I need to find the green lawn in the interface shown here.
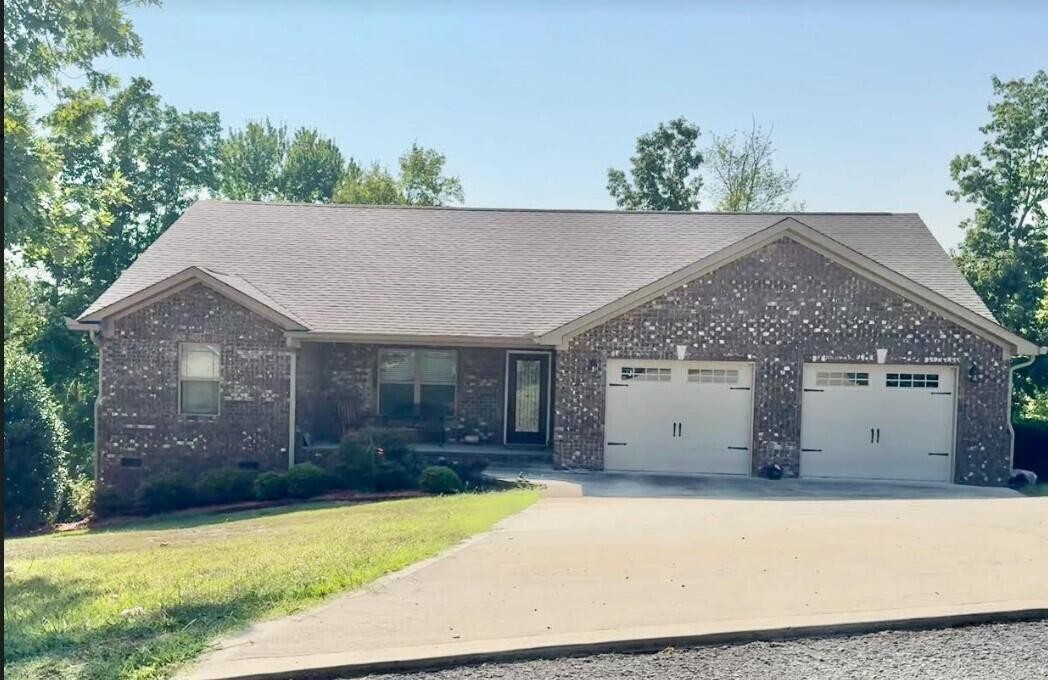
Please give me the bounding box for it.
[3,490,538,680]
[1020,484,1048,497]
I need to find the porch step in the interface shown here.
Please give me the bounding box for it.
[412,444,553,468]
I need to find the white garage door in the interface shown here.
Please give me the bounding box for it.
[605,360,753,475]
[800,364,956,482]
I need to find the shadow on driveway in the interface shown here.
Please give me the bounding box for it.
[489,467,1021,500]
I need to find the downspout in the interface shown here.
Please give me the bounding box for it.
[288,347,298,470]
[1007,346,1048,473]
[89,329,103,484]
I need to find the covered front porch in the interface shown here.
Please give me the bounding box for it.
[292,340,554,464]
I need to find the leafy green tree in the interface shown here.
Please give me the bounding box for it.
[3,0,149,93]
[949,70,1048,411]
[607,117,704,211]
[334,160,405,205]
[218,119,287,201]
[399,143,463,206]
[334,144,464,206]
[4,265,48,347]
[4,342,71,533]
[707,121,800,212]
[280,128,345,202]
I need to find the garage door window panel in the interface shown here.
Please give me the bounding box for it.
[886,373,939,389]
[688,368,740,384]
[621,366,672,382]
[815,371,869,387]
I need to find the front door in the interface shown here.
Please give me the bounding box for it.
[506,352,550,445]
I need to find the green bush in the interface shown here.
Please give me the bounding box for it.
[136,474,196,514]
[195,468,257,505]
[254,471,289,500]
[3,342,71,533]
[286,463,332,499]
[1014,417,1048,479]
[59,477,95,521]
[418,466,463,494]
[374,462,415,492]
[337,427,417,490]
[94,487,132,517]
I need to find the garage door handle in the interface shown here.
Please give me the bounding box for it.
[870,428,875,443]
[876,428,880,443]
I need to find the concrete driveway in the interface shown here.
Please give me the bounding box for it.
[184,476,1047,679]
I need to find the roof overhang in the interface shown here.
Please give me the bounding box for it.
[74,266,308,331]
[284,330,548,349]
[538,217,1043,356]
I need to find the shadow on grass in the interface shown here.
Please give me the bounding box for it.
[88,500,353,534]
[5,573,263,679]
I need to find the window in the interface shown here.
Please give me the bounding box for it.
[815,371,869,387]
[886,372,939,389]
[620,366,671,382]
[379,349,457,419]
[688,368,740,384]
[180,343,220,414]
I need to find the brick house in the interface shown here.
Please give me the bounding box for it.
[70,201,1043,495]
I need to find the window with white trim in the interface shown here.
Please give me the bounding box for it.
[379,349,457,419]
[886,372,939,389]
[620,366,672,382]
[815,371,869,387]
[688,368,740,384]
[180,343,221,415]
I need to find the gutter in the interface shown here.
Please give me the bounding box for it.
[1007,346,1048,473]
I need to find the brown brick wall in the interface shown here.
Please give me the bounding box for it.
[97,284,292,497]
[553,237,1013,486]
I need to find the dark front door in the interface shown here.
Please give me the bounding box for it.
[506,352,550,445]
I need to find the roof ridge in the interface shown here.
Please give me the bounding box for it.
[199,199,904,217]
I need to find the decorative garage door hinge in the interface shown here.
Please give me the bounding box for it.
[607,442,628,446]
[608,383,629,387]
[801,448,823,452]
[928,452,950,456]
[930,392,952,396]
[729,386,751,391]
[727,446,749,450]
[803,388,824,392]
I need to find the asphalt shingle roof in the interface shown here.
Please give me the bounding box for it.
[81,200,995,336]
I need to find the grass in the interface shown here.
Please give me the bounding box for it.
[1020,484,1048,497]
[3,490,538,680]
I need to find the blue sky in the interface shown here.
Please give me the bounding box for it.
[99,1,1047,248]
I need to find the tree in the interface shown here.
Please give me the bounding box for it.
[217,119,287,201]
[3,0,148,93]
[607,117,704,211]
[399,143,463,206]
[333,144,464,206]
[949,70,1048,411]
[334,160,405,205]
[707,121,800,211]
[4,342,71,533]
[279,128,345,202]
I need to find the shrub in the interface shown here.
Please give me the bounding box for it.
[1014,418,1048,479]
[59,477,95,521]
[195,467,257,506]
[338,427,418,490]
[418,466,463,494]
[3,342,70,533]
[373,462,415,492]
[94,487,132,517]
[136,474,196,514]
[254,471,289,500]
[286,463,333,499]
